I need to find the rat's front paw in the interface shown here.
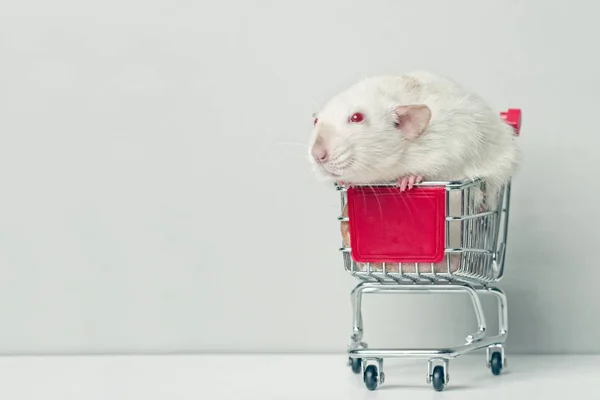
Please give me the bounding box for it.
[397,175,423,191]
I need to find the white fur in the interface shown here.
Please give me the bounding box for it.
[308,71,521,207]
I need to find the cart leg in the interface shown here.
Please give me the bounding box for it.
[487,286,508,337]
[349,282,366,349]
[463,285,487,343]
[348,283,367,373]
[473,286,508,343]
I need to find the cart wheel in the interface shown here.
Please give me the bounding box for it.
[431,366,445,392]
[363,365,379,391]
[490,352,503,376]
[349,357,361,374]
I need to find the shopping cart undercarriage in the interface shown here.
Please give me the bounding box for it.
[336,109,521,392]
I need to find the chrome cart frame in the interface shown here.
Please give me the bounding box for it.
[337,179,512,392]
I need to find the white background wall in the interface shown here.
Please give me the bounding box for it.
[0,0,598,355]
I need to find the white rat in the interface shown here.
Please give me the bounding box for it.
[308,71,520,208]
[309,71,521,275]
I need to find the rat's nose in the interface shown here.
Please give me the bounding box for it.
[311,143,329,163]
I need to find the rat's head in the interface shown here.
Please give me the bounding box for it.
[308,81,431,184]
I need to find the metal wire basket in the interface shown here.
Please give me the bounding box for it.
[338,178,511,285]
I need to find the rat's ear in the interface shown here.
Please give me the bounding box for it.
[393,105,431,139]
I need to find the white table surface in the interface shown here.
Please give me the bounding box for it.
[0,353,595,399]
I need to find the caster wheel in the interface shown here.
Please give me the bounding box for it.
[349,357,361,374]
[363,365,379,391]
[490,352,503,376]
[431,366,445,392]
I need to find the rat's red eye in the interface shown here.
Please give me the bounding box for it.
[349,112,364,123]
[313,117,318,126]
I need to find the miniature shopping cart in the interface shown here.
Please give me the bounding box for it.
[337,109,522,392]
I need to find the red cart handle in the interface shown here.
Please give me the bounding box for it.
[500,108,522,136]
